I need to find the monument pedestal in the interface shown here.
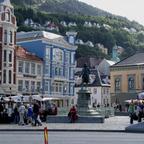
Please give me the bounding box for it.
[77,88,100,116]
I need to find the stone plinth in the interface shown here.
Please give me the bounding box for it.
[77,89,100,116]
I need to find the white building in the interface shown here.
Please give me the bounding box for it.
[16,46,43,95]
[97,59,115,76]
[75,69,111,107]
[0,0,17,96]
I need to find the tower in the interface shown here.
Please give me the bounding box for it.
[0,0,17,96]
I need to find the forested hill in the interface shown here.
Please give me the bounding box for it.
[11,0,144,60]
[11,0,112,17]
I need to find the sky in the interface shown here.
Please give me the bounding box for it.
[79,0,144,26]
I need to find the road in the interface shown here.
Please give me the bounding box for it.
[0,131,144,144]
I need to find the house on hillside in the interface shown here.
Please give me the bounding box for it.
[96,43,108,55]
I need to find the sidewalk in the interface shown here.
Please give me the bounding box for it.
[0,116,131,132]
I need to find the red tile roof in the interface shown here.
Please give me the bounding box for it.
[16,46,43,62]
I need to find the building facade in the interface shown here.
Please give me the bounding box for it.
[16,31,77,107]
[110,53,144,106]
[16,46,43,95]
[0,0,17,95]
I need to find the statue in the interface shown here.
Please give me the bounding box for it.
[80,64,90,85]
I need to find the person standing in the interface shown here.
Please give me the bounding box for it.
[33,102,42,126]
[14,106,19,124]
[128,100,136,124]
[27,104,33,125]
[18,103,26,126]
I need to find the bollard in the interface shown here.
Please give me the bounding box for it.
[44,127,48,144]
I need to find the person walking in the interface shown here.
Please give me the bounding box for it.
[33,102,42,126]
[27,104,33,125]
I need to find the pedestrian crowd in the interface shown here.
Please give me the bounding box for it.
[128,99,144,124]
[0,101,42,126]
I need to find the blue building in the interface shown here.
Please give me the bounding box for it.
[16,31,77,107]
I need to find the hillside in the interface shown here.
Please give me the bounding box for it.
[11,0,112,17]
[11,0,144,60]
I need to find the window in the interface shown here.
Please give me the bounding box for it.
[45,65,50,75]
[31,81,35,93]
[25,62,30,74]
[37,65,42,75]
[51,82,63,94]
[18,80,23,92]
[71,52,75,64]
[55,67,58,76]
[31,63,36,75]
[53,48,63,63]
[115,78,121,91]
[10,31,13,44]
[8,70,11,84]
[4,50,7,62]
[45,48,50,60]
[5,10,10,22]
[93,88,97,94]
[65,51,70,64]
[65,67,69,79]
[70,83,74,95]
[4,30,7,44]
[25,81,29,92]
[37,82,41,92]
[18,61,23,73]
[44,80,49,92]
[70,68,74,79]
[3,70,6,83]
[128,76,135,90]
[9,50,12,62]
[142,77,144,90]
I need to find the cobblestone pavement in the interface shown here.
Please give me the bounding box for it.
[0,116,132,131]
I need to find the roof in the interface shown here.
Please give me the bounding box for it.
[16,31,77,50]
[90,70,102,86]
[75,69,110,87]
[112,53,144,67]
[0,0,13,8]
[106,59,116,65]
[16,46,43,62]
